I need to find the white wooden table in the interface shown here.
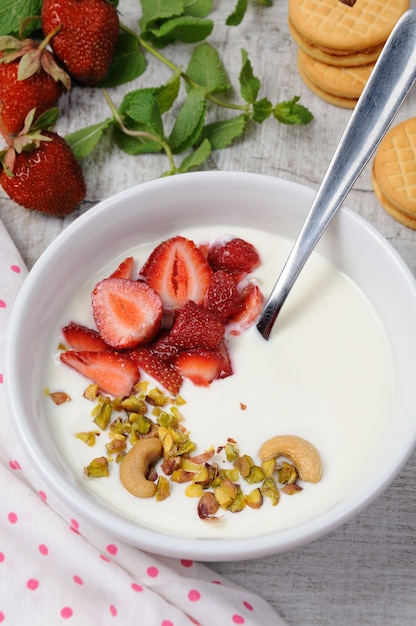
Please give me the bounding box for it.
[2,2,415,624]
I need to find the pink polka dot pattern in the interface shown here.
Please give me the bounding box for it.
[10,264,21,273]
[0,300,6,308]
[0,611,4,622]
[131,583,144,592]
[109,605,117,616]
[60,607,73,619]
[188,589,201,602]
[232,615,245,624]
[161,621,174,626]
[73,575,83,585]
[180,559,193,568]
[27,579,39,590]
[0,553,4,563]
[7,512,17,524]
[0,374,3,384]
[147,566,159,578]
[38,544,48,556]
[106,544,118,556]
[243,601,253,611]
[38,490,47,502]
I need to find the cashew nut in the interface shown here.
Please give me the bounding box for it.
[259,435,322,483]
[120,437,163,497]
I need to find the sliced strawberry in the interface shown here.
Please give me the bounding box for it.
[149,332,180,362]
[228,283,265,334]
[207,237,261,274]
[91,277,162,350]
[62,321,110,352]
[144,236,213,311]
[204,270,241,322]
[168,300,224,350]
[108,256,134,280]
[217,342,233,378]
[60,350,140,397]
[174,349,224,387]
[129,347,183,396]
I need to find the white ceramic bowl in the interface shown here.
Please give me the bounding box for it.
[6,171,416,561]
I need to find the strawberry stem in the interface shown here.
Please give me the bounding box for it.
[101,89,177,174]
[38,24,62,51]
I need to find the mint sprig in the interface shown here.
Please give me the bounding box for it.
[2,0,313,177]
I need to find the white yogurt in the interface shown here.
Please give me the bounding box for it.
[41,226,395,539]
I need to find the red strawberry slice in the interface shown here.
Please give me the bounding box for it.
[174,349,224,387]
[217,342,233,379]
[91,278,162,350]
[204,270,241,322]
[144,236,213,311]
[60,350,140,397]
[129,347,183,396]
[168,300,225,350]
[149,332,180,362]
[62,321,110,352]
[228,283,265,334]
[207,237,261,275]
[108,257,134,280]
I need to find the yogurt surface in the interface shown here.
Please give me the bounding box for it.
[40,225,395,539]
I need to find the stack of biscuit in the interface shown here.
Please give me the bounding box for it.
[288,0,409,108]
[372,118,416,230]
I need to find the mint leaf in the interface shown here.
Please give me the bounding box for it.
[226,0,248,26]
[65,119,114,160]
[153,69,181,113]
[257,0,273,6]
[273,96,314,125]
[120,90,165,136]
[177,138,211,173]
[199,114,247,150]
[96,32,147,88]
[186,42,231,94]
[168,86,206,153]
[239,49,261,104]
[184,0,213,18]
[139,0,185,30]
[147,16,214,46]
[0,0,41,36]
[252,97,272,123]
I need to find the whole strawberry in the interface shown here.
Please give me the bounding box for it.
[41,0,119,86]
[0,36,70,137]
[0,129,86,215]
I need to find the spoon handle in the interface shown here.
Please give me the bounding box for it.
[257,8,416,340]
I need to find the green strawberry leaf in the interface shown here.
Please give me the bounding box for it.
[168,86,206,153]
[146,16,214,47]
[186,43,231,94]
[199,114,247,150]
[226,0,248,26]
[0,0,41,36]
[96,32,147,88]
[273,96,314,125]
[184,0,213,18]
[177,137,211,173]
[139,0,185,30]
[252,97,272,123]
[32,107,60,131]
[239,49,261,104]
[65,119,114,160]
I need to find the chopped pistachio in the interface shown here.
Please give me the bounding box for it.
[218,468,239,482]
[194,463,218,487]
[227,486,246,513]
[277,462,298,485]
[244,487,263,509]
[146,387,169,406]
[261,476,280,506]
[214,478,237,508]
[281,483,303,495]
[174,395,186,406]
[92,402,112,430]
[245,464,266,484]
[198,492,220,520]
[76,431,98,446]
[83,384,99,401]
[234,454,254,478]
[261,458,276,478]
[84,456,109,478]
[129,413,152,435]
[155,476,170,502]
[225,440,240,462]
[49,391,71,405]
[106,438,127,454]
[135,380,149,396]
[170,469,196,483]
[185,483,204,498]
[120,396,147,414]
[161,455,182,476]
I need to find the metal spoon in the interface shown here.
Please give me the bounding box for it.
[257,8,416,340]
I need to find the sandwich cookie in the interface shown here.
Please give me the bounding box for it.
[372,118,416,230]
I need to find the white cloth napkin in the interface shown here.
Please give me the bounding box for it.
[0,219,287,626]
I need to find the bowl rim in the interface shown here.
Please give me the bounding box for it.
[6,171,416,561]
